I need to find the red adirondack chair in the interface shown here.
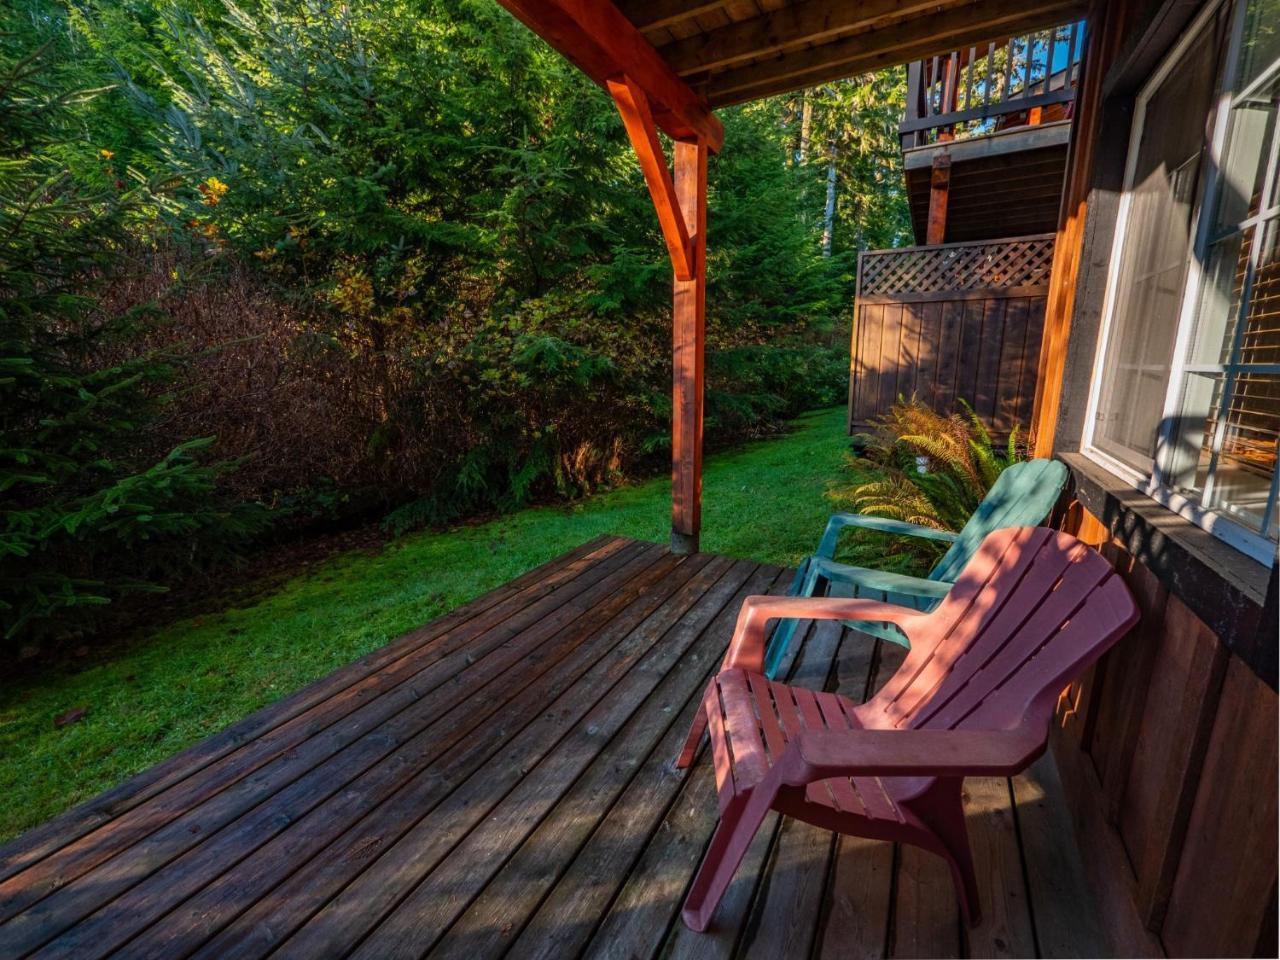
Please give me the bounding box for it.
[675,526,1138,933]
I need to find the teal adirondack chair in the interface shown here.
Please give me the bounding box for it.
[764,458,1069,678]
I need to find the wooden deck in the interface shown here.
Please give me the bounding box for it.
[0,535,1112,959]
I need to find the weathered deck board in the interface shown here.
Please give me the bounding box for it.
[1,536,648,933]
[0,536,1112,960]
[818,627,892,960]
[0,534,620,887]
[12,542,674,959]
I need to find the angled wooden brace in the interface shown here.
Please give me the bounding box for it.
[608,74,696,281]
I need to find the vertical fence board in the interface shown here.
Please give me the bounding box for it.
[954,299,984,413]
[1015,297,1047,428]
[996,297,1031,431]
[848,236,1054,434]
[899,302,923,404]
[853,304,882,426]
[877,304,904,415]
[916,300,943,410]
[934,300,964,414]
[974,298,1007,423]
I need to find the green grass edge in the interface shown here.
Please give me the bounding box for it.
[0,406,852,843]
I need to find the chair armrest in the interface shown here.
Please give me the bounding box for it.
[816,513,960,558]
[725,595,925,673]
[808,557,954,601]
[776,726,1045,784]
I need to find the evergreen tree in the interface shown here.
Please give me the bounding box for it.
[784,73,914,255]
[0,27,260,647]
[0,0,914,645]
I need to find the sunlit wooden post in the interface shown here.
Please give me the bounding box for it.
[608,74,710,555]
[671,139,707,554]
[1031,0,1133,456]
[926,153,951,245]
[493,3,723,556]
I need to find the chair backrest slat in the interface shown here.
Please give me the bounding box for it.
[894,531,1079,724]
[856,527,1138,738]
[928,459,1069,583]
[962,578,1136,730]
[914,547,1109,730]
[864,526,1043,727]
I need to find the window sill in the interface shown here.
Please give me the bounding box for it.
[1059,452,1276,688]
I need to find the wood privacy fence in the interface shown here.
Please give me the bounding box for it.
[847,233,1055,435]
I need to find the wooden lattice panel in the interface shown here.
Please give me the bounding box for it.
[859,235,1056,297]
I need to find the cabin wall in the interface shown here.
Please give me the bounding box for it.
[1050,505,1277,957]
[1035,0,1278,955]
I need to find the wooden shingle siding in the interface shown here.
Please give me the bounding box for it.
[1161,658,1279,958]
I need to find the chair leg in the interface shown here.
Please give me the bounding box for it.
[945,847,981,928]
[920,790,981,926]
[681,784,777,932]
[764,557,824,680]
[676,696,710,769]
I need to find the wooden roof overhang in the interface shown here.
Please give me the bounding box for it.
[496,1,1088,143]
[490,0,1088,555]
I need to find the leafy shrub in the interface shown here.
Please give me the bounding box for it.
[102,0,861,531]
[0,0,911,649]
[828,398,1025,574]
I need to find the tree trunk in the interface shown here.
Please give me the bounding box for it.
[821,138,837,257]
[798,92,813,163]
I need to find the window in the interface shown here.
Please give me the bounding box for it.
[1087,0,1280,563]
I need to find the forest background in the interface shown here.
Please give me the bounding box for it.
[1,0,911,651]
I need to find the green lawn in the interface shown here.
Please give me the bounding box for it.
[0,406,853,843]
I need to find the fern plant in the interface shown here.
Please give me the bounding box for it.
[828,397,1025,574]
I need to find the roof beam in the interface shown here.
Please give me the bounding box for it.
[495,0,723,150]
[700,0,1087,106]
[615,0,729,32]
[608,76,695,280]
[661,0,971,77]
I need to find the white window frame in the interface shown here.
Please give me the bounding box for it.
[1082,0,1279,565]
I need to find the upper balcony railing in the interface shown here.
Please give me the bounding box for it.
[901,22,1086,149]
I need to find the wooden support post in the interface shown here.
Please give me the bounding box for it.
[1030,0,1134,456]
[607,74,709,554]
[926,153,951,245]
[671,138,707,555]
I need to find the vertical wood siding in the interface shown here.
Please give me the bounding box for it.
[848,236,1054,434]
[1051,506,1278,958]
